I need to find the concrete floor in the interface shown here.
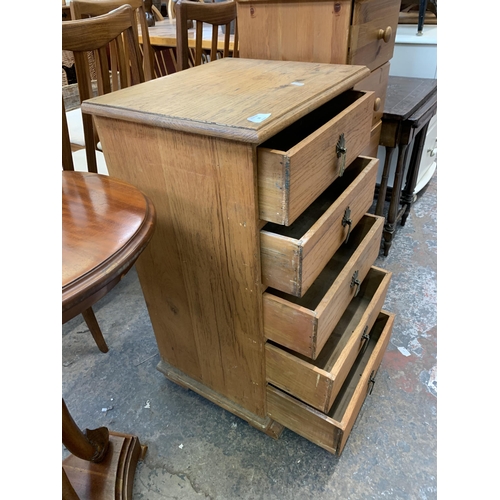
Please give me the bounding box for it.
[62,171,437,500]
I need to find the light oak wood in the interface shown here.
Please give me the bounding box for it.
[81,58,370,144]
[62,5,146,173]
[235,0,400,161]
[82,58,370,424]
[257,90,374,226]
[139,18,235,50]
[361,120,382,158]
[70,0,155,81]
[236,0,400,72]
[157,359,284,438]
[176,0,239,71]
[236,0,352,64]
[81,58,393,454]
[353,61,391,127]
[263,214,384,358]
[267,311,395,455]
[348,0,400,71]
[266,265,392,412]
[260,156,379,298]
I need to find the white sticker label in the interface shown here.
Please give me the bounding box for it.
[290,81,304,86]
[247,113,271,123]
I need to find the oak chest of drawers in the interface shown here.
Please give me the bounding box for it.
[83,58,395,455]
[236,0,402,157]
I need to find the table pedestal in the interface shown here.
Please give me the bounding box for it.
[62,400,147,500]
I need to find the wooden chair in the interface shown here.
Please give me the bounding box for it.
[69,0,155,81]
[62,5,146,350]
[175,0,238,72]
[65,0,154,158]
[62,4,146,174]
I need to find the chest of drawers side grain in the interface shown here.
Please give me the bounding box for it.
[82,59,370,431]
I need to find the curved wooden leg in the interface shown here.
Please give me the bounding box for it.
[82,307,109,353]
[62,399,109,463]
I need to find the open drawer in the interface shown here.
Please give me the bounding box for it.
[263,216,385,358]
[266,266,392,412]
[257,90,374,226]
[267,310,395,456]
[261,156,378,297]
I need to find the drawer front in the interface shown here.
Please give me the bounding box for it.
[267,311,395,456]
[258,90,374,226]
[263,215,384,358]
[266,265,391,412]
[361,121,382,158]
[354,62,390,127]
[348,0,401,71]
[261,156,378,297]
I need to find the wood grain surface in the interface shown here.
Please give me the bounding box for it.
[82,58,370,143]
[62,171,156,322]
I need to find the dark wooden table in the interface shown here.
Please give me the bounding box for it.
[375,75,437,256]
[62,171,156,500]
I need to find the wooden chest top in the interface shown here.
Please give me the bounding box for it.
[82,58,369,143]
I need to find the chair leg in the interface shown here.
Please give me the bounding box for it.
[81,307,109,353]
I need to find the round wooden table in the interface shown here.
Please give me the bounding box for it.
[62,171,156,500]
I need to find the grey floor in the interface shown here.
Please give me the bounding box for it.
[62,171,437,500]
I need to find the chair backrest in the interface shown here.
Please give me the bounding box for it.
[175,0,238,72]
[62,4,145,173]
[70,0,155,81]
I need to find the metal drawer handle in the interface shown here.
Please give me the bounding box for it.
[350,269,360,297]
[342,206,352,243]
[336,133,347,177]
[377,26,392,43]
[361,325,370,354]
[368,370,377,395]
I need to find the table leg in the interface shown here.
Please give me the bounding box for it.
[375,146,396,217]
[383,143,409,256]
[81,307,109,353]
[417,0,429,35]
[62,398,109,463]
[401,122,431,226]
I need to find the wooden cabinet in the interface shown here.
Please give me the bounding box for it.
[236,0,401,155]
[82,58,394,455]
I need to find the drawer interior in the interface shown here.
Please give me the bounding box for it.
[261,157,370,241]
[267,267,388,367]
[265,217,382,312]
[328,313,389,422]
[258,90,365,152]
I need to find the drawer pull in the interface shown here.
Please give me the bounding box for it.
[342,206,352,243]
[336,133,347,177]
[361,325,370,354]
[350,269,360,297]
[374,97,381,112]
[368,370,377,395]
[377,26,392,43]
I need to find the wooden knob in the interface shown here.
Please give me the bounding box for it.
[378,26,392,43]
[374,97,381,111]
